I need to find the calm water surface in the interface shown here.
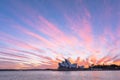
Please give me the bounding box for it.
[0,71,119,80]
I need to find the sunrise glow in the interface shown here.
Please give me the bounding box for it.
[0,0,120,69]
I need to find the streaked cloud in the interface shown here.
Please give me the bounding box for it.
[0,0,120,69]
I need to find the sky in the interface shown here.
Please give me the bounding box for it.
[0,0,120,69]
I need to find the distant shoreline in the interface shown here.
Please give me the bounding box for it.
[0,69,120,71]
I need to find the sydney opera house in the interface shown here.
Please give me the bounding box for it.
[58,59,84,70]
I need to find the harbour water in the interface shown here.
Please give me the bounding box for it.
[0,71,119,80]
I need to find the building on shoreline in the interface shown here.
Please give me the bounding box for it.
[58,59,120,71]
[58,59,84,70]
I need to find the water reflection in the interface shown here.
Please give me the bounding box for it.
[0,71,119,80]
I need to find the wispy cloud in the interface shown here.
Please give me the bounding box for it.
[0,0,120,69]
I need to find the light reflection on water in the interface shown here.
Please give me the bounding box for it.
[0,71,119,80]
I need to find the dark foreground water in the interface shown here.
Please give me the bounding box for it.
[0,71,120,80]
